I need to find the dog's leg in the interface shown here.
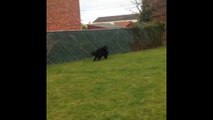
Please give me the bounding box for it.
[104,55,108,59]
[93,56,97,61]
[97,56,102,61]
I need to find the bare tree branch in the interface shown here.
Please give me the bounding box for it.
[132,0,142,13]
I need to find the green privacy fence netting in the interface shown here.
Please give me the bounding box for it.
[47,28,135,64]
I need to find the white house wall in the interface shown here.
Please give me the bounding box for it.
[93,19,137,25]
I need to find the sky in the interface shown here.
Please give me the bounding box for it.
[79,0,141,24]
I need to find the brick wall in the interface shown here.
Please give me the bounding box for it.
[114,21,133,27]
[87,25,105,30]
[146,0,166,21]
[47,0,81,32]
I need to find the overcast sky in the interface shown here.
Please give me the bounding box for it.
[79,0,141,24]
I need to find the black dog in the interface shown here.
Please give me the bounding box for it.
[91,45,109,61]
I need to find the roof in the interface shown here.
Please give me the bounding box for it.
[93,14,139,23]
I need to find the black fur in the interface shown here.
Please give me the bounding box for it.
[91,45,109,61]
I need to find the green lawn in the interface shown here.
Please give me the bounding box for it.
[47,46,166,120]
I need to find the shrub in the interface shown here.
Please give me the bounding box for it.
[130,21,165,50]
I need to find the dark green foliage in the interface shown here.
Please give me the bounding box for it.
[138,0,152,22]
[130,21,165,50]
[81,24,87,29]
[138,7,152,22]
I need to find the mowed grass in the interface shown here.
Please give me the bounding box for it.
[47,46,166,120]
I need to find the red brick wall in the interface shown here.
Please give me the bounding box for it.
[47,0,81,32]
[114,21,133,27]
[87,25,106,30]
[148,0,166,21]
